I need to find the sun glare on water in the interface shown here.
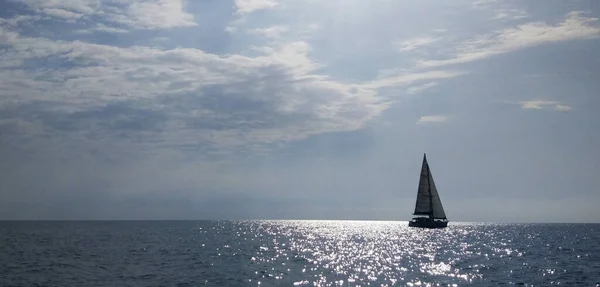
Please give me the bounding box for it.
[234,220,491,286]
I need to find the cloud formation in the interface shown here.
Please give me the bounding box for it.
[472,0,528,21]
[395,37,440,52]
[519,100,572,111]
[0,1,472,158]
[406,82,438,95]
[248,25,289,39]
[1,4,592,159]
[9,0,197,29]
[0,27,439,156]
[234,0,278,15]
[417,11,600,67]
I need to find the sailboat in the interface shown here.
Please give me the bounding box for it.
[408,153,449,228]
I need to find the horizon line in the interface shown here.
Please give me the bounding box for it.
[1,219,598,224]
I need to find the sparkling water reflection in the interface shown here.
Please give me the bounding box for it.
[233,220,599,286]
[1,221,598,286]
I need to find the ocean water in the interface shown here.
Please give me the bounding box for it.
[0,221,599,286]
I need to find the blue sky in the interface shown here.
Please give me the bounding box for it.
[1,0,599,222]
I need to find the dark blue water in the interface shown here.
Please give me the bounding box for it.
[1,221,599,286]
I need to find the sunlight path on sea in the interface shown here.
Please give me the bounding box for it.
[214,220,529,286]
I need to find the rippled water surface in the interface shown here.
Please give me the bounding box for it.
[1,221,599,286]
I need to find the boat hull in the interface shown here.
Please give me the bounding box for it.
[408,219,448,229]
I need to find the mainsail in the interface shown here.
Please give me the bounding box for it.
[413,154,447,219]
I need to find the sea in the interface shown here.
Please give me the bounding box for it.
[0,221,598,286]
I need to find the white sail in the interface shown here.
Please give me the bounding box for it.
[412,154,447,219]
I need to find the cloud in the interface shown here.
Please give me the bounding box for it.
[394,37,440,52]
[416,115,449,124]
[471,0,498,8]
[76,23,129,34]
[225,26,237,33]
[554,105,573,111]
[228,1,281,35]
[406,82,438,95]
[41,8,83,20]
[492,9,527,20]
[0,15,41,27]
[417,11,600,68]
[246,23,319,43]
[234,0,278,15]
[108,0,197,29]
[364,70,464,90]
[0,12,465,158]
[9,0,197,29]
[248,25,289,39]
[519,100,572,111]
[472,0,527,21]
[0,26,397,154]
[14,0,99,15]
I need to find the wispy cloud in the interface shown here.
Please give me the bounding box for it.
[364,71,464,90]
[417,11,600,68]
[406,82,438,95]
[228,0,281,34]
[416,115,449,124]
[554,105,573,111]
[394,37,440,52]
[519,100,572,111]
[15,0,99,16]
[107,0,197,29]
[471,0,499,8]
[246,23,319,42]
[41,8,83,20]
[472,0,527,21]
[492,8,528,20]
[234,0,278,15]
[11,0,197,29]
[248,25,289,39]
[77,23,129,34]
[0,15,40,27]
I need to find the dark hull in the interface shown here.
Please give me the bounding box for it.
[408,219,448,229]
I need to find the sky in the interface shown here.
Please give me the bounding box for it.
[0,0,599,222]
